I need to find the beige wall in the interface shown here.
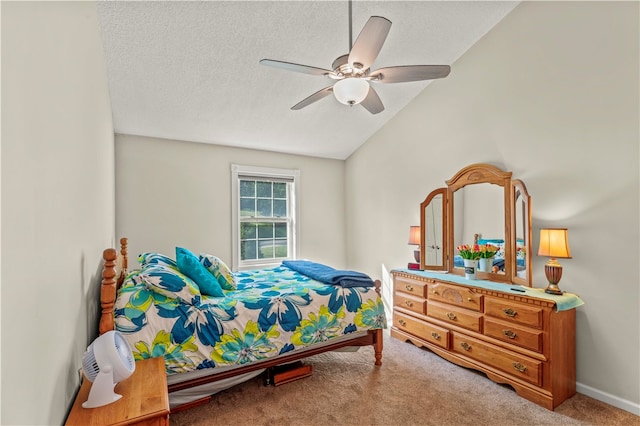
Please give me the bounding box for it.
[1,1,116,425]
[115,134,346,270]
[346,1,639,413]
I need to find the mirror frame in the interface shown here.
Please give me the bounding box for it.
[420,163,533,286]
[420,188,447,271]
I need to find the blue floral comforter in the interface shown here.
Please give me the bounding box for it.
[114,265,386,375]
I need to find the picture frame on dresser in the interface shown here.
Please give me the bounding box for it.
[392,163,584,410]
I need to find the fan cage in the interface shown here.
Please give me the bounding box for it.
[82,346,101,382]
[82,331,135,383]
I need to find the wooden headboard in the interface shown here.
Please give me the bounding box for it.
[99,237,129,335]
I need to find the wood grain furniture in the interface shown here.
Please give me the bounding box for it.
[394,164,582,410]
[98,238,383,411]
[392,270,578,410]
[65,356,169,426]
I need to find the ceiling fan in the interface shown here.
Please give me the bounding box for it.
[260,3,451,114]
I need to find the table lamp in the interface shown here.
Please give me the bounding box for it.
[537,228,572,295]
[408,226,421,263]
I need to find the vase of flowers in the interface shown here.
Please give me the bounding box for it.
[457,244,481,279]
[478,244,499,272]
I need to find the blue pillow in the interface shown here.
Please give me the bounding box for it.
[176,247,224,297]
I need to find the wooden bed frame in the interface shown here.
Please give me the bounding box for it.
[99,238,383,399]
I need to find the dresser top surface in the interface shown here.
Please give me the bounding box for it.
[393,269,583,311]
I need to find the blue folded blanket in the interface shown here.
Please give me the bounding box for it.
[282,260,375,288]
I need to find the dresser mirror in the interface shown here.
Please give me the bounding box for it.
[420,163,533,286]
[420,188,447,270]
[511,179,532,286]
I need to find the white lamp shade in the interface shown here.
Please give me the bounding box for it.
[333,78,369,105]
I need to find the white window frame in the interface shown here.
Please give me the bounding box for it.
[231,164,300,271]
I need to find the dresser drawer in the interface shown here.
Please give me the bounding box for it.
[427,301,482,333]
[393,312,449,349]
[484,318,543,353]
[452,333,542,386]
[484,297,543,329]
[428,282,482,312]
[394,292,426,315]
[394,275,428,298]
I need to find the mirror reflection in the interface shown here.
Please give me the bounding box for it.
[511,179,532,285]
[424,193,444,265]
[452,184,505,275]
[420,188,447,271]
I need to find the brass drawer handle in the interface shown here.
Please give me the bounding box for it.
[460,342,471,351]
[432,290,439,295]
[467,297,473,302]
[405,300,414,308]
[503,330,517,339]
[512,362,527,373]
[398,319,407,326]
[405,284,414,292]
[502,308,517,317]
[446,312,457,321]
[431,332,441,340]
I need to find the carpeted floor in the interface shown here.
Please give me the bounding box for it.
[170,332,639,426]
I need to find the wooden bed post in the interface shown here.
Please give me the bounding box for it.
[99,238,129,335]
[119,237,128,286]
[373,279,384,366]
[99,248,117,335]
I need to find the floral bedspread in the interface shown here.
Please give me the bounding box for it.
[114,265,386,375]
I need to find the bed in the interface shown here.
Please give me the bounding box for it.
[99,238,385,410]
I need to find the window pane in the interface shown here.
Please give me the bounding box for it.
[258,240,274,259]
[274,239,288,257]
[273,182,286,198]
[257,223,273,239]
[240,198,255,217]
[256,181,272,198]
[257,199,272,217]
[241,222,256,239]
[240,180,255,197]
[273,199,286,217]
[274,223,287,238]
[241,240,257,260]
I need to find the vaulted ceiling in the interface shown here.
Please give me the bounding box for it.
[97,1,518,160]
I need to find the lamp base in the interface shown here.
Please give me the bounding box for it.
[544,261,564,295]
[544,283,564,295]
[413,249,420,263]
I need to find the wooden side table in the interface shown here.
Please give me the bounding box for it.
[66,356,169,426]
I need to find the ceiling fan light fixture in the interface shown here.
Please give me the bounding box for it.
[333,78,369,106]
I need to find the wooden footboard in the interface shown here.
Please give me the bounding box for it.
[98,238,383,393]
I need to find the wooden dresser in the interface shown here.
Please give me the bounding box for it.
[391,270,580,410]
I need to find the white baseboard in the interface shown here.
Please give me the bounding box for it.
[576,382,640,416]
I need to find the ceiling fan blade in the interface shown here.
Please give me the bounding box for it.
[260,59,332,76]
[360,86,384,115]
[348,16,392,70]
[369,65,451,83]
[291,86,334,110]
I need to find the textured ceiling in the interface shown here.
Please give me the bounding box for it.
[97,1,518,160]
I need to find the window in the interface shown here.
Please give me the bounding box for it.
[231,165,299,270]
